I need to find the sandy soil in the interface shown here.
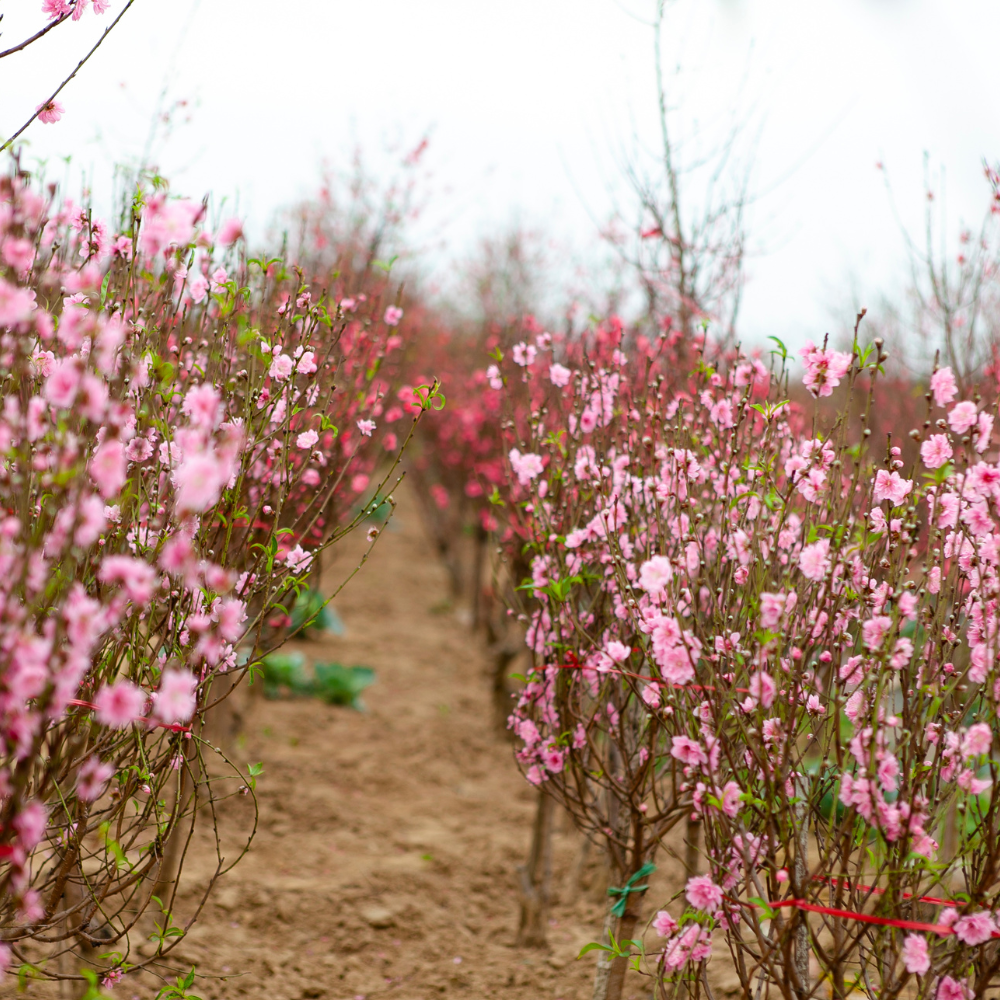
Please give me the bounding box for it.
[11,503,744,1000]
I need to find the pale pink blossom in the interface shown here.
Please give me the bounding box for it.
[44,358,80,408]
[94,680,146,729]
[901,934,930,974]
[962,723,992,757]
[357,419,376,437]
[799,341,852,397]
[89,438,127,498]
[685,875,723,911]
[798,538,831,581]
[670,735,707,766]
[509,449,544,485]
[512,342,536,366]
[605,641,630,663]
[930,366,958,406]
[549,363,572,387]
[639,556,673,595]
[76,757,114,801]
[652,911,678,937]
[953,911,995,946]
[182,383,222,429]
[383,306,403,326]
[216,217,244,246]
[154,671,197,724]
[920,434,953,469]
[948,401,979,435]
[13,801,48,850]
[269,353,294,381]
[99,555,157,605]
[296,429,319,450]
[36,100,65,124]
[872,470,913,506]
[284,544,313,573]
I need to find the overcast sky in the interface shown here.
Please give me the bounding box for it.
[2,0,997,350]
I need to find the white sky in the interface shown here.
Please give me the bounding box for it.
[2,0,998,350]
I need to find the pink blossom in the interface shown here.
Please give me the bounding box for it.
[953,911,995,945]
[99,555,158,605]
[284,544,313,573]
[671,735,707,766]
[297,351,317,375]
[685,875,723,912]
[76,757,114,801]
[383,306,403,326]
[920,434,953,469]
[43,0,71,19]
[269,353,294,381]
[948,401,979,435]
[962,723,992,757]
[759,591,788,628]
[94,680,146,728]
[748,672,776,708]
[218,598,247,642]
[901,934,930,974]
[175,450,228,511]
[36,100,65,124]
[296,429,319,449]
[182,383,222,429]
[652,910,678,937]
[89,438,127,498]
[356,419,376,437]
[861,615,892,651]
[13,801,48,850]
[606,641,630,664]
[639,556,673,595]
[509,449,544,485]
[549,363,572,387]
[930,366,958,407]
[43,358,80,408]
[216,217,244,246]
[975,412,994,453]
[2,238,35,274]
[936,976,972,1000]
[188,274,209,303]
[798,538,831,581]
[0,278,36,325]
[512,342,536,366]
[799,341,852,397]
[154,671,197,724]
[872,470,913,506]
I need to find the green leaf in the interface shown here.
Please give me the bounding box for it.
[577,942,613,957]
[767,335,788,361]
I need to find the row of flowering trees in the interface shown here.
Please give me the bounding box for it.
[478,312,1000,999]
[0,159,424,990]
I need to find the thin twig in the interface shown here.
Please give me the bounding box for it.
[1,0,137,154]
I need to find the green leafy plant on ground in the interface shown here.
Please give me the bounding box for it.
[260,653,375,710]
[289,588,345,638]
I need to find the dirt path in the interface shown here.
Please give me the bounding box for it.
[149,505,624,1000]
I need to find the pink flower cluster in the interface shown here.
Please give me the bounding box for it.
[0,165,414,970]
[484,317,1000,992]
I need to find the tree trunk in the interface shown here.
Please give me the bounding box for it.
[684,815,700,876]
[792,774,810,997]
[516,788,555,947]
[604,907,641,1000]
[591,908,616,1000]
